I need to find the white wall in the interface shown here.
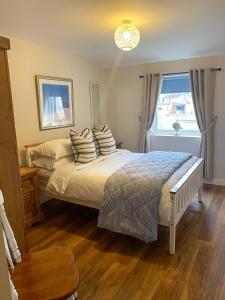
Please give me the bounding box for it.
[150,136,201,157]
[5,37,225,184]
[7,37,105,165]
[104,55,225,184]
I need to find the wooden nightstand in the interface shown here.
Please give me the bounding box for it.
[116,142,123,149]
[20,167,44,229]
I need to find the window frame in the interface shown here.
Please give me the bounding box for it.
[151,73,201,137]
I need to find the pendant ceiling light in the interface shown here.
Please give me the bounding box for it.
[114,20,140,51]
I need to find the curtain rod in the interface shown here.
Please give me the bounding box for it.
[139,68,223,78]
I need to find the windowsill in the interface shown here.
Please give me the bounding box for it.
[151,133,201,138]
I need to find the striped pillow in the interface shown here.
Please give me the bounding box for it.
[92,132,100,156]
[70,129,97,164]
[93,125,117,156]
[70,133,79,161]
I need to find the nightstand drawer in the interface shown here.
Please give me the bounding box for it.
[22,186,34,194]
[20,167,43,229]
[24,205,33,219]
[22,178,33,190]
[23,192,35,213]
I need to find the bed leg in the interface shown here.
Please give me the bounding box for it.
[198,185,203,202]
[169,224,176,255]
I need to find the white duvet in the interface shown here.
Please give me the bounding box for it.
[46,149,198,222]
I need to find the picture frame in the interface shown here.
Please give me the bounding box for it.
[35,75,75,130]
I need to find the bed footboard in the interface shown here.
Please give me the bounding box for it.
[168,158,204,254]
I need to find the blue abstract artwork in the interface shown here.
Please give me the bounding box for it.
[36,76,74,130]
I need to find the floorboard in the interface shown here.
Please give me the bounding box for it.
[26,184,225,299]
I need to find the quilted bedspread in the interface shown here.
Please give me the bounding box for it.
[97,151,192,242]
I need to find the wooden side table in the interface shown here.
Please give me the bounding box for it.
[20,167,44,229]
[116,142,123,149]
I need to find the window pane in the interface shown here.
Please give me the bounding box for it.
[153,74,200,136]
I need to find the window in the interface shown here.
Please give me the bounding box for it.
[152,73,200,136]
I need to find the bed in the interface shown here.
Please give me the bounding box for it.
[25,144,204,254]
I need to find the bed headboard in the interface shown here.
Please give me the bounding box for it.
[24,143,42,166]
[25,140,123,167]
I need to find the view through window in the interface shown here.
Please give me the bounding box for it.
[152,74,200,136]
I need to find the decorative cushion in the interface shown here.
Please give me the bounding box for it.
[92,133,100,156]
[93,125,117,156]
[70,129,97,164]
[32,139,73,160]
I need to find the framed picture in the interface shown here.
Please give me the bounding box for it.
[35,75,74,130]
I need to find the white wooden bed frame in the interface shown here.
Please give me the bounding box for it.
[25,143,204,255]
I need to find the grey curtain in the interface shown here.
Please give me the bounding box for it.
[139,74,161,152]
[189,69,216,181]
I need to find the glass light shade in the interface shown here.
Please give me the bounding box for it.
[114,21,140,51]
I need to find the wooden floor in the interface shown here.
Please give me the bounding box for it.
[27,184,225,300]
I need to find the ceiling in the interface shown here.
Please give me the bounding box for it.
[1,0,225,67]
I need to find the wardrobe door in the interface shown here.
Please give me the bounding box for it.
[0,36,26,252]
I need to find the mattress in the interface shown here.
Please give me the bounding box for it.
[46,149,198,222]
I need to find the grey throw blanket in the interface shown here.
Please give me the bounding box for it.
[98,151,192,242]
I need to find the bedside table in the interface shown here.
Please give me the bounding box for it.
[116,142,123,149]
[20,167,44,229]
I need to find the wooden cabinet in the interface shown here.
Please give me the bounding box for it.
[0,36,26,252]
[20,167,43,229]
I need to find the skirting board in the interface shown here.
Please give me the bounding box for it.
[204,178,225,186]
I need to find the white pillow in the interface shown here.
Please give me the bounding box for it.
[32,139,73,160]
[32,155,74,171]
